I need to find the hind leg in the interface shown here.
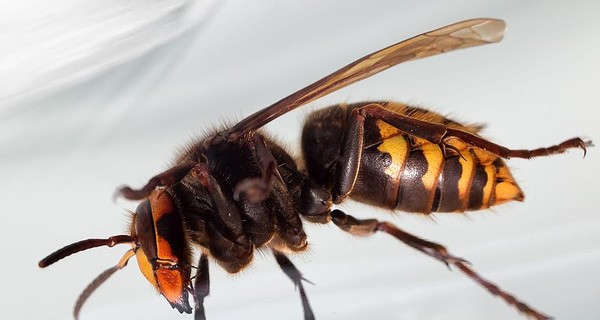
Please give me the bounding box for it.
[329,209,551,320]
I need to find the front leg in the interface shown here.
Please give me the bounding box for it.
[192,254,210,320]
[329,209,551,320]
[116,162,197,200]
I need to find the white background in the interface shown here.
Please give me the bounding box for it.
[1,1,599,320]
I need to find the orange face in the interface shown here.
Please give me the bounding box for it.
[133,190,192,314]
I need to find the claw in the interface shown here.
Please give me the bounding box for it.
[112,187,123,203]
[581,139,593,158]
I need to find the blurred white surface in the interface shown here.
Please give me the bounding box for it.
[0,0,217,114]
[1,1,599,320]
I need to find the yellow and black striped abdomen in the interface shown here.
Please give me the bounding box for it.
[352,103,524,214]
[434,137,523,213]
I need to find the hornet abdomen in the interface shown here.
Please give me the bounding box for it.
[302,102,524,214]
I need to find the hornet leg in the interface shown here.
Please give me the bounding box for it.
[354,103,590,159]
[329,209,551,320]
[273,250,315,320]
[192,254,210,320]
[116,162,197,200]
[233,134,283,203]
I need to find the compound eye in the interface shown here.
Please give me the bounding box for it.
[133,199,158,260]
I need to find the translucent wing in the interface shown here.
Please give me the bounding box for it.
[228,18,506,137]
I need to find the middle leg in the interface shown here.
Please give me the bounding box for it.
[233,134,283,203]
